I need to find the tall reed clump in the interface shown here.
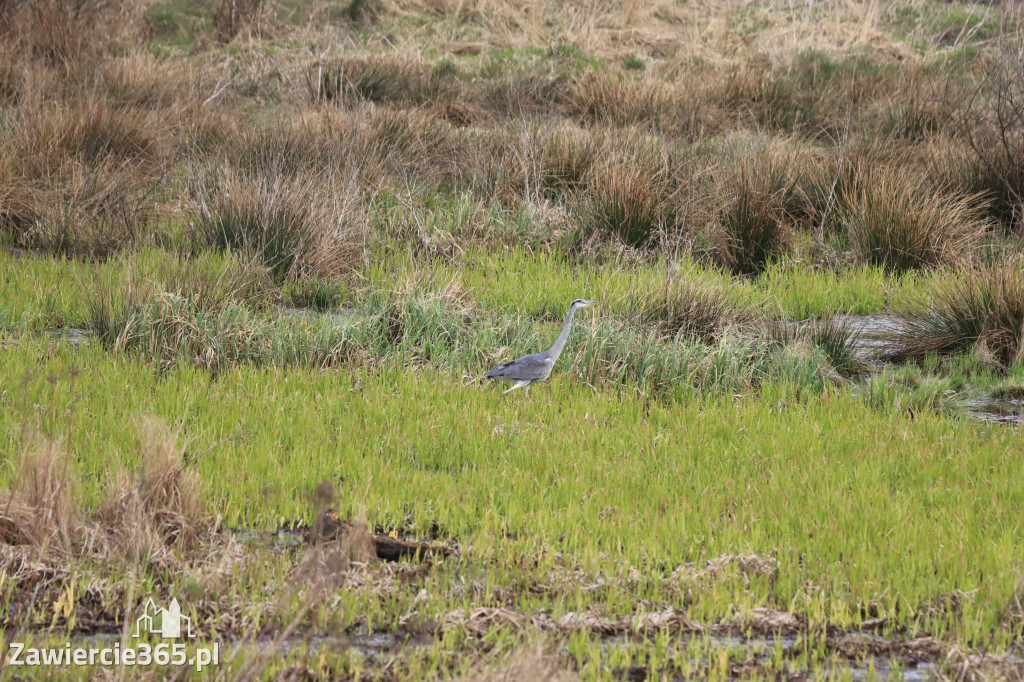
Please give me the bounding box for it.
[575,143,676,248]
[189,165,365,279]
[0,437,80,553]
[887,265,1024,368]
[1,98,163,257]
[841,170,986,272]
[768,317,862,375]
[564,73,673,128]
[716,153,794,275]
[631,274,758,343]
[540,124,603,195]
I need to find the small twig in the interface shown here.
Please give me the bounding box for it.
[203,73,236,105]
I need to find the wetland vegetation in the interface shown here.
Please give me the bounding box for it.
[1,0,1024,678]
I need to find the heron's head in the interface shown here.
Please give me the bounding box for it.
[571,298,599,309]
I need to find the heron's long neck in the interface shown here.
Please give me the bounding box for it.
[547,306,578,361]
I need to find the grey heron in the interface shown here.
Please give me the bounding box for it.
[487,299,599,394]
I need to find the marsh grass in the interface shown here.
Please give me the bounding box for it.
[842,170,986,272]
[576,147,675,248]
[286,275,348,310]
[564,73,673,128]
[769,317,862,376]
[630,274,758,343]
[889,265,1024,368]
[77,270,830,401]
[5,2,1024,677]
[189,165,365,279]
[8,347,1024,650]
[570,323,832,399]
[861,368,961,416]
[717,154,794,275]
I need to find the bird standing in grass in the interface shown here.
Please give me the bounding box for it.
[487,299,599,394]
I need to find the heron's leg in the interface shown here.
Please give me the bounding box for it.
[503,380,531,394]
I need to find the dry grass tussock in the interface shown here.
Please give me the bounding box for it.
[630,272,759,342]
[0,436,80,553]
[574,137,676,248]
[309,52,457,107]
[954,50,1024,230]
[889,265,1024,368]
[0,418,215,566]
[15,98,160,173]
[190,163,367,278]
[358,105,462,182]
[0,0,1020,269]
[221,105,460,193]
[564,72,674,128]
[941,646,1024,682]
[101,52,192,110]
[842,169,987,272]
[0,94,165,256]
[1,0,147,74]
[714,148,797,275]
[9,159,157,258]
[539,123,604,194]
[94,417,211,560]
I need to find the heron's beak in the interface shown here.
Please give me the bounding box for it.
[587,301,600,307]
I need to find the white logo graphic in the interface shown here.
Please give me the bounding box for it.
[133,598,195,639]
[8,595,218,672]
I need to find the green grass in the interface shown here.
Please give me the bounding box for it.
[1,248,948,335]
[372,248,949,321]
[0,248,279,331]
[4,3,1024,674]
[3,340,1024,650]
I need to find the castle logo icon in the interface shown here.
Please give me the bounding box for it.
[133,598,195,639]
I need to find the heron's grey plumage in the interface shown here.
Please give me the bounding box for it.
[487,299,597,393]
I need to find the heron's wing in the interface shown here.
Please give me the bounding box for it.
[487,352,553,381]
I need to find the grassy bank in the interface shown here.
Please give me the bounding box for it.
[4,342,1024,633]
[2,340,1023,679]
